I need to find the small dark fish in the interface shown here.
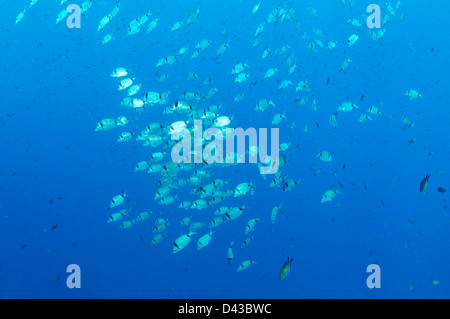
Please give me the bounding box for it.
[279,256,293,280]
[50,225,58,231]
[420,174,430,192]
[139,236,149,247]
[437,187,446,193]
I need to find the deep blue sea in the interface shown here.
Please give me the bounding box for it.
[1,0,449,299]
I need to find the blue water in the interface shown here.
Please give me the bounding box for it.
[1,0,449,298]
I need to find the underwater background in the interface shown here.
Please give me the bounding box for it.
[0,0,449,298]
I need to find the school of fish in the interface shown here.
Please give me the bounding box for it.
[15,0,436,280]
